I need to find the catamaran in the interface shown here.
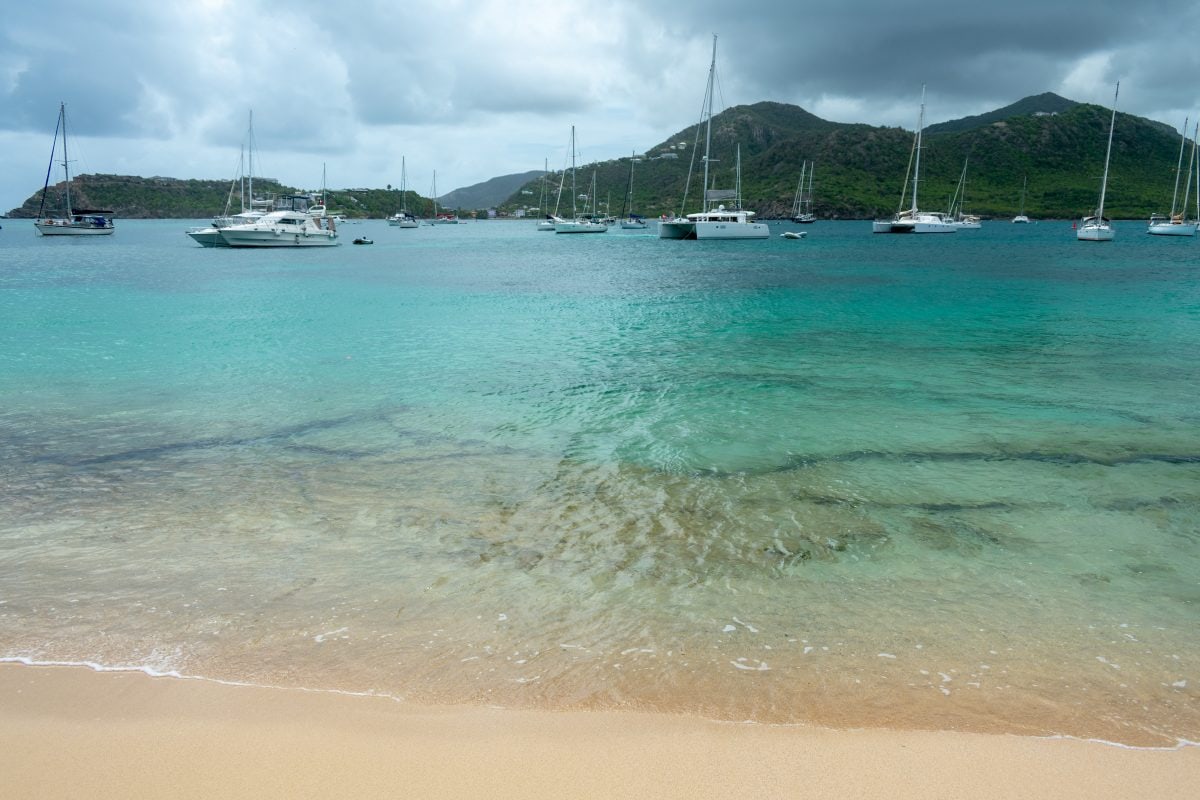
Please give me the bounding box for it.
[873,85,956,234]
[659,35,768,240]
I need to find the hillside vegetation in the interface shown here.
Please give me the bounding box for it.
[7,93,1191,221]
[505,96,1193,220]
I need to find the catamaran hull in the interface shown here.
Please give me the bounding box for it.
[658,220,695,239]
[694,221,768,239]
[872,219,956,234]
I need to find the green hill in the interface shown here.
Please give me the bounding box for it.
[501,95,1190,220]
[438,170,546,211]
[5,174,443,220]
[8,93,1189,221]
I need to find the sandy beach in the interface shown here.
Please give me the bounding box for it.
[1,663,1196,799]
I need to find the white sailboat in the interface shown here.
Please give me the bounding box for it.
[946,159,981,229]
[659,35,768,240]
[619,152,647,229]
[554,126,608,234]
[536,158,557,231]
[34,103,115,236]
[388,157,420,227]
[1077,83,1119,242]
[188,111,264,246]
[430,171,460,224]
[1147,118,1196,237]
[1012,175,1031,224]
[790,160,816,223]
[873,85,956,234]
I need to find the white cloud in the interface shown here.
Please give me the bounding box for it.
[2,0,1200,212]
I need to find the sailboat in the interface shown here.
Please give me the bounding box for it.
[659,35,768,240]
[873,86,956,234]
[554,126,608,233]
[619,152,647,229]
[1012,175,1031,223]
[1147,118,1196,237]
[430,171,459,224]
[34,103,115,236]
[389,157,420,227]
[188,111,265,246]
[536,158,557,231]
[790,161,816,223]
[946,159,981,229]
[1077,83,1119,242]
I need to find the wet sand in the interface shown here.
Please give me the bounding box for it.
[1,663,1196,799]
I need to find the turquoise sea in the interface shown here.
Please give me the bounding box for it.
[1,219,1197,746]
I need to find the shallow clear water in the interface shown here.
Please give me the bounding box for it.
[1,219,1197,744]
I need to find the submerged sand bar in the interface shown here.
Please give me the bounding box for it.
[1,663,1196,799]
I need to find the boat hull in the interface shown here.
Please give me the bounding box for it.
[1012,216,1031,224]
[872,218,956,234]
[1147,222,1195,237]
[658,219,695,239]
[187,227,228,247]
[35,221,114,236]
[693,220,768,239]
[1076,225,1115,242]
[219,229,339,247]
[554,220,608,234]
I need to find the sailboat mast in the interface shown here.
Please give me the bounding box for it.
[61,103,72,217]
[247,110,254,213]
[911,85,926,213]
[1169,117,1188,216]
[1183,123,1198,223]
[401,156,407,214]
[702,35,717,212]
[570,126,577,219]
[1096,82,1118,219]
[806,160,814,215]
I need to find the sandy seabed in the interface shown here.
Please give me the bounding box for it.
[1,663,1197,799]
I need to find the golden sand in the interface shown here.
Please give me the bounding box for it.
[1,663,1196,799]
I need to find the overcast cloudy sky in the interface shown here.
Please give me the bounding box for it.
[3,0,1198,212]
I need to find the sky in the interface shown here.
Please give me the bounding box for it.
[2,0,1199,212]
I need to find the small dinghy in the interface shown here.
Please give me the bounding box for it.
[352,237,374,245]
[780,231,806,239]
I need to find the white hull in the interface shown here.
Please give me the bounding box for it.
[619,219,648,229]
[388,217,419,228]
[217,209,340,247]
[1147,222,1195,236]
[536,220,557,231]
[220,229,339,247]
[1012,215,1031,224]
[694,220,768,239]
[35,221,115,236]
[1076,224,1114,241]
[872,215,957,234]
[187,227,227,247]
[554,219,608,234]
[658,219,693,239]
